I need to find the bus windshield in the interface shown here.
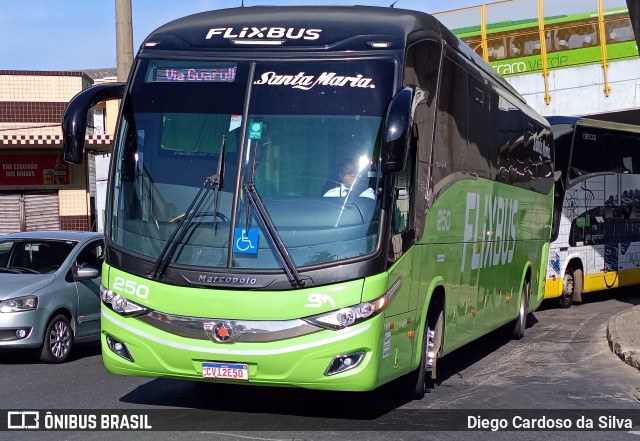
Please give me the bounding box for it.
[109,58,395,270]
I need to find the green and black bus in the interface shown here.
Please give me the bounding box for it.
[63,6,554,398]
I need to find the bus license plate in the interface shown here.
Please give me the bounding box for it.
[202,362,249,381]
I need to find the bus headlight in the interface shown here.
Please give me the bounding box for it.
[100,286,149,316]
[304,295,387,330]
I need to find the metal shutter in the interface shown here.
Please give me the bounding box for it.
[24,193,59,231]
[0,194,21,235]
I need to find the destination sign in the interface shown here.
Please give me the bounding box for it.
[154,67,237,82]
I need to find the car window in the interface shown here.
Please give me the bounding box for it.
[1,240,77,274]
[76,241,105,270]
[0,242,11,267]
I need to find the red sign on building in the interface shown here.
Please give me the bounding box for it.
[0,155,69,186]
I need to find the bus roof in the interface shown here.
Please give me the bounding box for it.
[547,116,640,134]
[139,6,525,104]
[142,6,442,53]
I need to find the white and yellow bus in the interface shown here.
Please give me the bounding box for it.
[546,116,640,307]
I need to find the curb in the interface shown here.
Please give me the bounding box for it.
[606,307,640,372]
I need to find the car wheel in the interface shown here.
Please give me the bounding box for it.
[40,314,73,363]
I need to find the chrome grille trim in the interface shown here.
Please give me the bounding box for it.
[137,311,320,343]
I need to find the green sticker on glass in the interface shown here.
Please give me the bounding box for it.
[576,216,589,228]
[248,122,263,140]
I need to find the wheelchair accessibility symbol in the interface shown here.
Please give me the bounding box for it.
[233,228,259,254]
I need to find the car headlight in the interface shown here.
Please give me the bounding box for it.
[304,295,388,330]
[0,295,38,313]
[100,286,149,316]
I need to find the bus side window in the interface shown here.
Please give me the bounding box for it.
[491,93,509,182]
[404,39,442,239]
[389,143,415,263]
[392,138,415,235]
[570,127,607,179]
[467,76,490,179]
[432,56,468,195]
[618,134,640,174]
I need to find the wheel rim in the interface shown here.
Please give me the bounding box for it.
[425,316,442,379]
[519,283,529,325]
[425,328,436,372]
[49,320,71,359]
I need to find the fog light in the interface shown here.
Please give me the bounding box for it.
[105,334,134,362]
[324,351,365,376]
[15,329,27,338]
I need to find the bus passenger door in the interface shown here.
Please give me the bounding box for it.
[379,143,418,382]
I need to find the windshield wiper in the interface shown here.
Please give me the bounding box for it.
[0,268,21,274]
[212,133,226,235]
[3,267,40,274]
[243,181,306,288]
[148,135,226,281]
[241,139,305,287]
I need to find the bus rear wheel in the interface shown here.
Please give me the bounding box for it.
[560,267,583,307]
[511,280,529,340]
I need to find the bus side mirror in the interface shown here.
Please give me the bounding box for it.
[62,83,126,164]
[381,87,413,173]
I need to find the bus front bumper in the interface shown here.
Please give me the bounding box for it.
[100,307,386,392]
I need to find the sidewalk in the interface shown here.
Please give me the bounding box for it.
[607,304,640,371]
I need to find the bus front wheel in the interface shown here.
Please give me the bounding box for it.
[408,308,443,399]
[561,268,583,308]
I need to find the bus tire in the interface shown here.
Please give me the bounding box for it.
[572,268,583,303]
[512,280,529,340]
[406,308,443,400]
[426,309,444,380]
[559,268,576,308]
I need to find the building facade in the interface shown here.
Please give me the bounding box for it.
[0,70,114,234]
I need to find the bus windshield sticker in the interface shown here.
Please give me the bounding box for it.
[248,122,263,140]
[229,115,242,132]
[233,228,259,254]
[253,72,376,91]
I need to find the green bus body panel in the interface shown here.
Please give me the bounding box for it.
[418,178,551,354]
[377,248,419,384]
[101,306,384,391]
[105,267,365,320]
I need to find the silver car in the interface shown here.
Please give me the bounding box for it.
[0,231,103,363]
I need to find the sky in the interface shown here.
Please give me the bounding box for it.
[0,0,629,71]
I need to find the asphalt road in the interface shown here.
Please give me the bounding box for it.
[1,288,639,440]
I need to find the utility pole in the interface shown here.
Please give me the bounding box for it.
[115,0,134,82]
